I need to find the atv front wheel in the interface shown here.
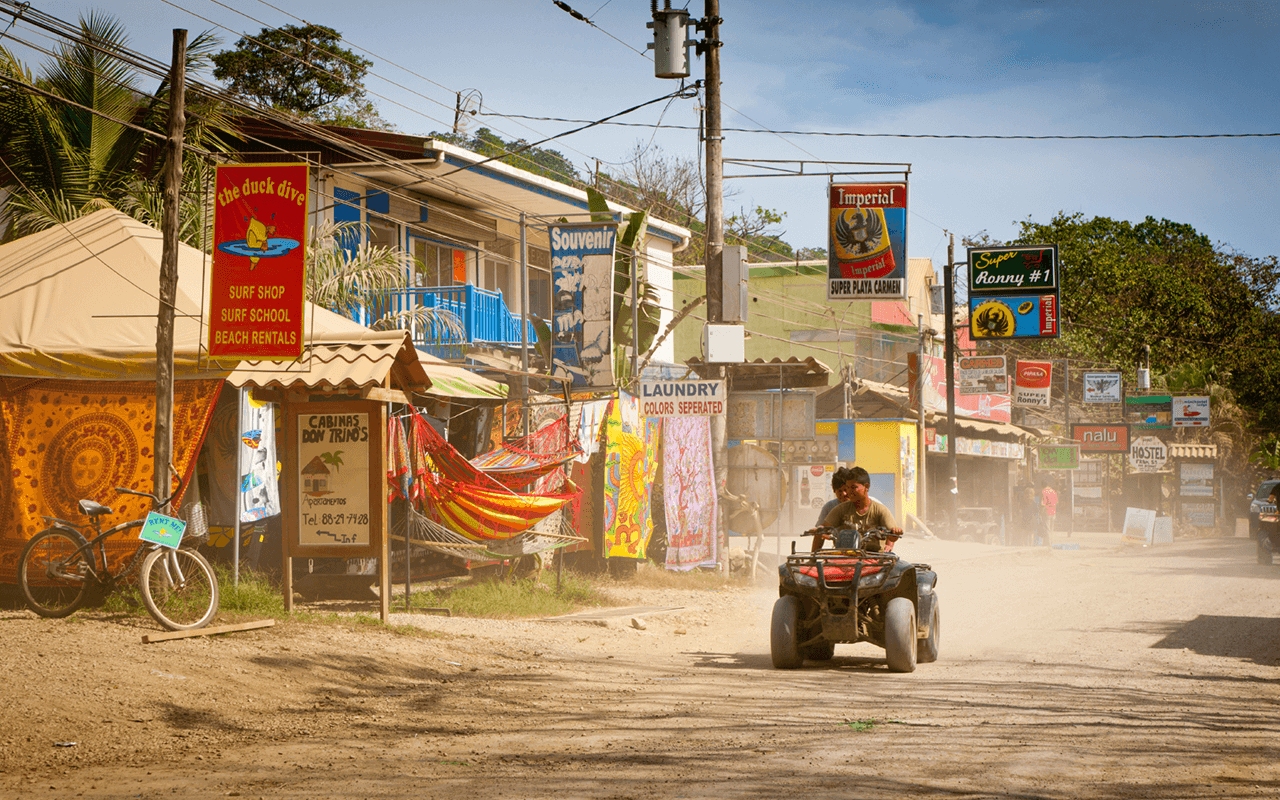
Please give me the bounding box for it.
[771,595,804,669]
[884,596,918,673]
[917,598,940,664]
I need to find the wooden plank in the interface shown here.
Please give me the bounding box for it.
[362,386,410,404]
[142,618,275,644]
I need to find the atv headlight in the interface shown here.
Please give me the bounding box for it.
[794,571,818,588]
[859,570,889,589]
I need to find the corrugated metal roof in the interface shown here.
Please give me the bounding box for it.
[227,332,428,392]
[1169,443,1218,459]
[687,356,831,391]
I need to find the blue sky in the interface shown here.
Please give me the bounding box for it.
[10,0,1280,267]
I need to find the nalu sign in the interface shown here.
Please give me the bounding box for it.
[639,379,725,417]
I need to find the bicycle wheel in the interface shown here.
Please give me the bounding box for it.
[18,528,93,618]
[140,547,219,631]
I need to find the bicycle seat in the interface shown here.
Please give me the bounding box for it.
[78,499,113,518]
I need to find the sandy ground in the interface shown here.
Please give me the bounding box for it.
[1,531,1278,799]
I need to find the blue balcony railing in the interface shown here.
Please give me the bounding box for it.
[377,285,537,359]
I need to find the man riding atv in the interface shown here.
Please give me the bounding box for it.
[810,466,903,553]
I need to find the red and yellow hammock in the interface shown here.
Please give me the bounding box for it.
[401,410,576,541]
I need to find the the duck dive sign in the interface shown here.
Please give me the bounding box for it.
[208,162,308,360]
[287,402,383,556]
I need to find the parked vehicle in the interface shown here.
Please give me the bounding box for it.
[771,528,940,673]
[1251,480,1280,565]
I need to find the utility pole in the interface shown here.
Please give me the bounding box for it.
[154,29,186,509]
[944,234,958,527]
[917,314,928,523]
[702,0,729,574]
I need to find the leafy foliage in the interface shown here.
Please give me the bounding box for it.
[212,24,372,116]
[0,13,231,244]
[432,128,580,185]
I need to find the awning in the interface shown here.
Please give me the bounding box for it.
[688,356,831,390]
[1169,443,1218,460]
[821,378,1043,441]
[227,331,429,395]
[418,350,508,401]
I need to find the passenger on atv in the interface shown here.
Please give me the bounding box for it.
[809,466,903,552]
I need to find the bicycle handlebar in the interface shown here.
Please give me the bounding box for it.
[114,464,185,509]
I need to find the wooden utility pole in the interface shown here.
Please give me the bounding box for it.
[154,29,186,508]
[702,0,729,573]
[944,233,958,527]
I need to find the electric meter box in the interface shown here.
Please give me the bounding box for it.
[703,323,745,363]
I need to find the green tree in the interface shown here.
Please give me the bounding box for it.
[212,24,372,117]
[0,12,230,244]
[432,128,580,185]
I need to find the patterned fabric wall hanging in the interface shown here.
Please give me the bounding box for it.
[602,393,661,560]
[661,415,718,570]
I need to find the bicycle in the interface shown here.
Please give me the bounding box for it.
[17,472,220,631]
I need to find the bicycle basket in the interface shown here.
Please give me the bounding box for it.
[179,501,210,546]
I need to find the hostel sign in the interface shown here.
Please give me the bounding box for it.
[827,183,907,300]
[209,163,308,360]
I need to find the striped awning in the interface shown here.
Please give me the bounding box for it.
[1169,443,1217,460]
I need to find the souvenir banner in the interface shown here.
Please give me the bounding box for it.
[958,355,1008,395]
[1173,396,1210,427]
[1072,424,1129,453]
[827,183,907,300]
[1083,372,1123,404]
[1013,360,1053,408]
[549,222,616,389]
[209,162,308,360]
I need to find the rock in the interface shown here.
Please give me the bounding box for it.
[630,617,646,630]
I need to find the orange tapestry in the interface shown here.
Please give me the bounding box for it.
[0,379,223,583]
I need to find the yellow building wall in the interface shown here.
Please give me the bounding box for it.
[852,420,919,524]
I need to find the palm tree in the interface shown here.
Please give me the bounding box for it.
[307,220,464,341]
[0,11,230,245]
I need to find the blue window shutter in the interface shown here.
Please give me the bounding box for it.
[366,189,389,215]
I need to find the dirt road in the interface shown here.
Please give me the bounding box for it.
[2,534,1278,799]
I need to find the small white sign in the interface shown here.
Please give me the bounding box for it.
[1129,435,1168,473]
[639,379,726,418]
[1083,372,1122,404]
[1122,507,1156,545]
[1173,396,1210,427]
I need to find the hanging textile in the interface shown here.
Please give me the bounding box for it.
[0,378,221,583]
[469,415,581,491]
[602,393,661,560]
[574,399,611,462]
[405,409,577,540]
[661,416,719,570]
[238,391,280,523]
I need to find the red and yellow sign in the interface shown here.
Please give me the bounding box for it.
[209,163,309,360]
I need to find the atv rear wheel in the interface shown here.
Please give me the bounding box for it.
[884,596,918,673]
[771,595,804,669]
[917,598,941,664]
[1259,535,1274,566]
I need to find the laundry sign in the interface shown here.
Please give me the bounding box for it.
[638,379,725,418]
[1013,360,1053,408]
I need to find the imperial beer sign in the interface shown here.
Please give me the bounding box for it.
[827,183,907,301]
[966,244,1060,341]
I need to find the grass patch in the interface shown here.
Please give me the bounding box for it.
[406,570,609,619]
[216,565,286,617]
[841,718,902,732]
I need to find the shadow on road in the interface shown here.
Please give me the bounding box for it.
[1149,614,1280,665]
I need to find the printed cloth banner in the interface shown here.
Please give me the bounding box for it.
[1013,360,1054,408]
[550,222,616,389]
[0,379,221,582]
[237,392,280,523]
[603,393,661,560]
[662,416,718,571]
[209,162,308,359]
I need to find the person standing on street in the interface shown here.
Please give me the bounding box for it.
[1040,478,1058,545]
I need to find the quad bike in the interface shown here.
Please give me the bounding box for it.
[771,527,940,673]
